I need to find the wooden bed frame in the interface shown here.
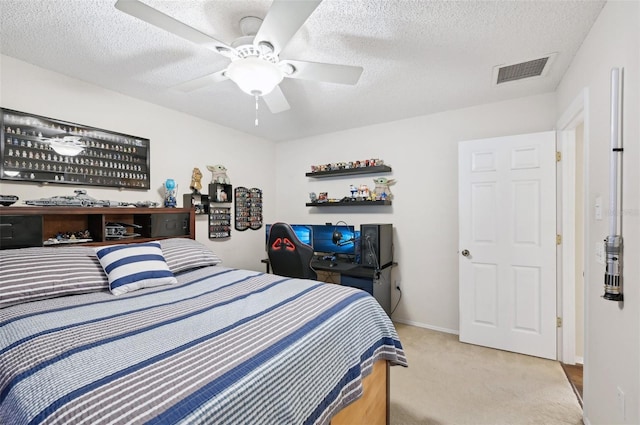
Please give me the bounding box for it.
[332,360,389,425]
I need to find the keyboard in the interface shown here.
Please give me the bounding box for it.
[311,260,358,272]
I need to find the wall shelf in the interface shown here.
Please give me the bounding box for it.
[305,165,392,178]
[306,200,392,207]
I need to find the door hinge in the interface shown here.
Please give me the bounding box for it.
[556,151,562,162]
[556,234,562,245]
[557,317,563,328]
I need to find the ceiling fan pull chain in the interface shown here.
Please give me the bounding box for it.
[255,94,259,126]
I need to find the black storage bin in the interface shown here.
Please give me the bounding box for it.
[0,215,43,249]
[150,213,190,237]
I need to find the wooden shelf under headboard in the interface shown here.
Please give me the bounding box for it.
[0,206,195,249]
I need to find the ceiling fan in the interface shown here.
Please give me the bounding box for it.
[114,0,364,115]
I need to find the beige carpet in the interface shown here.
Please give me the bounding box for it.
[390,323,583,425]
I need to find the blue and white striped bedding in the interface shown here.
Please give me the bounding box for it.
[0,266,407,425]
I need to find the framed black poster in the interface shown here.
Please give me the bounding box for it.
[1,108,150,189]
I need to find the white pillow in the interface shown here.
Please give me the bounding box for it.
[94,242,177,296]
[159,238,222,274]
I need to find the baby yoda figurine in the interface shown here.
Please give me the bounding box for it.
[207,164,230,184]
[373,177,396,200]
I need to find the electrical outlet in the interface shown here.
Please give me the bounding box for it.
[595,242,605,264]
[595,196,603,220]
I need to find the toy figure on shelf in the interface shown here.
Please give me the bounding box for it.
[357,184,370,200]
[207,164,230,184]
[373,177,396,200]
[190,167,203,194]
[349,185,357,199]
[309,192,318,203]
[163,178,177,208]
[216,186,228,202]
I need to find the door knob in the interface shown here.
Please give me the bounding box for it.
[461,249,470,257]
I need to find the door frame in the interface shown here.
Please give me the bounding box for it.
[556,88,590,365]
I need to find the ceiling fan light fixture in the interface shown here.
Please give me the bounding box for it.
[226,57,284,96]
[281,62,296,76]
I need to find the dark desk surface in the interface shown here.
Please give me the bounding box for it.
[261,258,393,279]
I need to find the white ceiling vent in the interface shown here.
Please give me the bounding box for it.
[493,53,557,85]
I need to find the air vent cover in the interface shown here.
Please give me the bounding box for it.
[494,54,556,85]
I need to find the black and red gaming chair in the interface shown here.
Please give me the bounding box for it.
[267,222,317,280]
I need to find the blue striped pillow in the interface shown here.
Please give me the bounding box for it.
[94,242,177,295]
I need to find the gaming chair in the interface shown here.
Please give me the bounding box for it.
[267,222,317,280]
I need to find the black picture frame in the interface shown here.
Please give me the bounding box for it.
[1,108,150,190]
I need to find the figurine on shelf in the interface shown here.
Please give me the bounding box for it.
[357,184,370,200]
[0,195,19,206]
[373,177,396,200]
[216,186,228,202]
[190,167,203,194]
[309,192,318,203]
[207,164,230,184]
[349,185,357,199]
[163,178,177,208]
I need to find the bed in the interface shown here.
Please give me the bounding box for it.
[0,238,407,425]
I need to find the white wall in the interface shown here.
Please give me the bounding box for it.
[0,55,276,271]
[274,93,556,332]
[556,1,639,423]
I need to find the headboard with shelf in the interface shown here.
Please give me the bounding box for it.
[0,207,195,249]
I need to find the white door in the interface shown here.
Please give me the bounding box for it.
[458,131,557,359]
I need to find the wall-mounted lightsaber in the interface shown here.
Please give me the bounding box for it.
[604,67,623,301]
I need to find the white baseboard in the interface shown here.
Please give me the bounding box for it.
[575,356,584,365]
[392,318,459,335]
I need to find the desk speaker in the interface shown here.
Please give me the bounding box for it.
[360,224,393,268]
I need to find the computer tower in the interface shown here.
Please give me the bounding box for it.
[360,224,393,268]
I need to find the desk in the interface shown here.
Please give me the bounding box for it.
[261,258,394,315]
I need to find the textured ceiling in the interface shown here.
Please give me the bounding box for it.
[0,0,605,142]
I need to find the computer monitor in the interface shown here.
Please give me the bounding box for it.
[265,224,313,248]
[312,224,358,258]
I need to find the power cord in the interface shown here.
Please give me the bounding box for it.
[391,285,402,315]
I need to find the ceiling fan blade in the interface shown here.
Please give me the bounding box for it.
[281,60,363,85]
[254,0,322,55]
[115,0,236,57]
[172,69,228,92]
[263,86,291,114]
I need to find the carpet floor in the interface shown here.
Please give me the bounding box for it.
[390,323,583,425]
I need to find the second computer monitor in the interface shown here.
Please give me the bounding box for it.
[312,224,357,257]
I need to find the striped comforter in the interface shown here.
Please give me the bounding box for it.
[0,266,407,425]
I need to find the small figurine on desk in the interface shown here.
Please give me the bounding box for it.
[207,164,230,184]
[190,167,203,194]
[163,178,177,208]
